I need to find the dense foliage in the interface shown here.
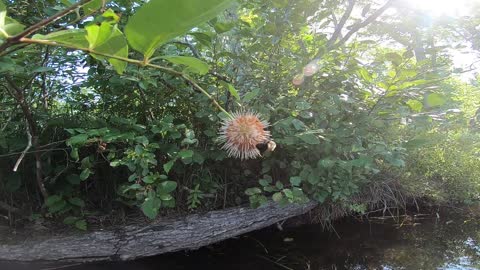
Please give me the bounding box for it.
[0,0,479,230]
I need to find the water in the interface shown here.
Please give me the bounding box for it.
[3,214,480,270]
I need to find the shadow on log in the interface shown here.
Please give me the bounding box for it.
[0,201,317,263]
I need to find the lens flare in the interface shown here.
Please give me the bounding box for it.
[303,61,319,77]
[218,111,271,160]
[292,74,305,85]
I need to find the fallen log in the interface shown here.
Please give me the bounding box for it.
[0,201,317,263]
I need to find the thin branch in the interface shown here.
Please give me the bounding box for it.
[335,0,397,48]
[0,148,69,159]
[171,39,234,83]
[19,37,232,117]
[0,201,25,215]
[0,0,94,53]
[182,74,230,116]
[13,121,32,172]
[327,0,355,48]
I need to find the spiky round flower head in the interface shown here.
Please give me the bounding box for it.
[218,111,271,160]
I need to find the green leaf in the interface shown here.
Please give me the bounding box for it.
[162,56,209,75]
[0,1,6,27]
[63,216,78,225]
[70,147,79,161]
[0,2,25,40]
[426,93,446,107]
[159,193,173,201]
[315,191,328,203]
[68,197,85,208]
[259,178,271,186]
[74,219,87,231]
[243,88,260,102]
[384,52,402,66]
[0,56,16,72]
[80,168,91,181]
[291,119,306,130]
[47,200,67,213]
[406,99,423,112]
[245,187,262,196]
[192,152,205,164]
[142,175,156,184]
[141,191,162,219]
[101,8,120,22]
[82,0,110,14]
[275,181,284,190]
[89,25,128,74]
[390,158,405,167]
[46,195,62,206]
[124,0,234,58]
[272,192,283,202]
[163,160,175,173]
[358,68,373,82]
[86,21,115,49]
[32,66,54,73]
[67,133,88,146]
[225,82,240,100]
[297,133,320,144]
[178,149,194,158]
[32,29,89,48]
[158,181,177,193]
[214,22,234,33]
[289,176,302,187]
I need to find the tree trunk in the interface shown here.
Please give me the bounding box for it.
[0,201,317,263]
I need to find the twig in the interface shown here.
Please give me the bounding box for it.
[326,0,355,48]
[13,121,32,172]
[256,255,294,270]
[0,201,25,216]
[0,0,95,53]
[0,148,71,159]
[335,0,397,48]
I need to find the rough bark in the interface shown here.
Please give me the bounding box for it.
[0,201,317,263]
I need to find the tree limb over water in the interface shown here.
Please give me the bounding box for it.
[0,201,317,263]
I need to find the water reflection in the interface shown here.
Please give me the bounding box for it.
[2,215,480,270]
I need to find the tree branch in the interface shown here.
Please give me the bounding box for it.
[0,201,25,216]
[327,0,355,48]
[5,77,48,200]
[19,37,232,117]
[335,0,397,48]
[0,0,95,53]
[13,121,32,172]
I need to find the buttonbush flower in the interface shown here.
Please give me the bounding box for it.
[219,111,271,160]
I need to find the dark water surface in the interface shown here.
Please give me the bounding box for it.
[3,215,480,270]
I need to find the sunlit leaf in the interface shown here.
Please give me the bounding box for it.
[426,93,446,107]
[82,0,111,14]
[162,56,209,75]
[88,25,128,74]
[124,0,234,58]
[406,99,423,112]
[297,133,320,144]
[225,82,240,100]
[32,30,89,48]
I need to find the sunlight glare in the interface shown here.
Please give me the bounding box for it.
[404,0,474,17]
